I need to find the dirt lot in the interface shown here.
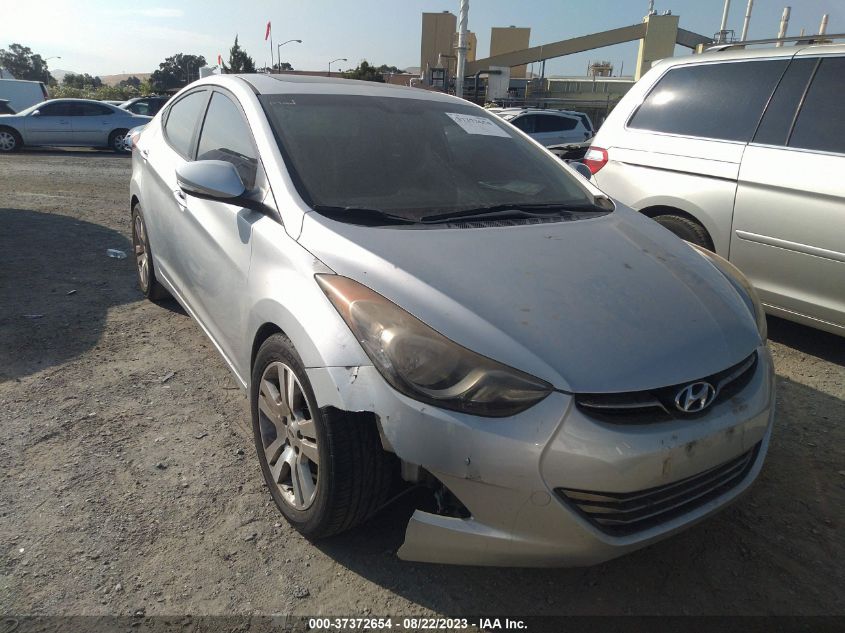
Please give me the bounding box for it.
[1,150,844,620]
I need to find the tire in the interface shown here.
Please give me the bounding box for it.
[0,127,22,153]
[108,128,129,153]
[131,203,170,301]
[251,333,393,538]
[652,213,714,251]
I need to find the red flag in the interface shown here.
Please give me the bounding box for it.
[265,21,271,41]
[217,54,223,66]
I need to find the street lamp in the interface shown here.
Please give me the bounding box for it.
[328,57,347,77]
[276,39,302,72]
[44,56,62,62]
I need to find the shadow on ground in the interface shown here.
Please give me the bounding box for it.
[0,208,138,381]
[314,373,844,616]
[767,316,844,366]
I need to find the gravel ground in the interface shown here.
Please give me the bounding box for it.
[1,150,843,620]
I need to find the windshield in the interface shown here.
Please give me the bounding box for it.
[259,93,596,222]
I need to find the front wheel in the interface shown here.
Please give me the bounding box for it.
[251,334,393,538]
[0,128,21,153]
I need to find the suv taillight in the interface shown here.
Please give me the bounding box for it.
[583,147,609,174]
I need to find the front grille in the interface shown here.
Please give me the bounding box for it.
[555,442,760,536]
[575,351,757,424]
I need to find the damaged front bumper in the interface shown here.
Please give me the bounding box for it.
[306,345,775,567]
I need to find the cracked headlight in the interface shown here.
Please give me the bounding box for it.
[316,275,552,417]
[691,244,767,342]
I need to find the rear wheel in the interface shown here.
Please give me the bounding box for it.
[109,128,129,153]
[131,203,169,301]
[652,213,713,250]
[0,128,21,153]
[251,334,394,538]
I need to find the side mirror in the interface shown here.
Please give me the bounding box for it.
[177,160,247,201]
[569,161,593,180]
[31,110,41,117]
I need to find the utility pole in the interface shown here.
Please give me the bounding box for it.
[740,0,753,41]
[819,14,829,36]
[718,0,732,42]
[776,6,790,47]
[455,0,469,100]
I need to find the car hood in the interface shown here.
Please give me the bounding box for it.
[298,206,761,393]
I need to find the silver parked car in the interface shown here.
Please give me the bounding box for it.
[0,98,151,153]
[129,74,773,567]
[588,44,845,337]
[497,108,594,146]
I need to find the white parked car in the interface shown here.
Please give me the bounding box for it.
[497,108,594,146]
[587,44,845,337]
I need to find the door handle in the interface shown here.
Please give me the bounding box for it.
[173,189,188,209]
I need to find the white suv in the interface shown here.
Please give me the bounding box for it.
[587,44,845,337]
[498,108,593,146]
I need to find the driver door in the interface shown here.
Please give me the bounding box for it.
[24,101,74,145]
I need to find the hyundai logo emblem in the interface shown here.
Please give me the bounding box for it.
[674,381,716,413]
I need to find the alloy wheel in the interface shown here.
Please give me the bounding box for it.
[113,132,127,151]
[133,214,149,291]
[0,131,16,152]
[257,362,320,510]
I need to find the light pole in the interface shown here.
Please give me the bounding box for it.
[276,39,302,72]
[44,56,62,63]
[328,57,346,77]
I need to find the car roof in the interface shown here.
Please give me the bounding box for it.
[197,73,464,105]
[653,42,845,70]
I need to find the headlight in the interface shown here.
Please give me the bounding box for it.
[690,245,767,342]
[316,275,553,417]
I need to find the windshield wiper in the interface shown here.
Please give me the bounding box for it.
[311,205,416,226]
[420,202,605,224]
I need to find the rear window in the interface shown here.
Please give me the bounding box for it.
[535,115,578,133]
[163,90,208,158]
[789,57,845,155]
[628,59,788,142]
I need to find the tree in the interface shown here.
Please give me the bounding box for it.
[62,73,102,89]
[118,76,141,88]
[150,53,206,91]
[227,36,256,73]
[376,64,402,75]
[344,61,385,83]
[0,43,52,83]
[272,62,294,72]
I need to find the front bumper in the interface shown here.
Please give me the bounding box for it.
[307,345,775,567]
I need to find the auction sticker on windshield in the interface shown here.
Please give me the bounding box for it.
[446,112,511,137]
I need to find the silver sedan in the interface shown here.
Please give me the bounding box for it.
[0,98,151,153]
[128,74,774,567]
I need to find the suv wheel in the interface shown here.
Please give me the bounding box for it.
[653,213,714,251]
[251,334,393,538]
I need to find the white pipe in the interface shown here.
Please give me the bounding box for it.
[719,0,732,41]
[819,14,829,36]
[455,0,469,99]
[776,6,790,47]
[740,0,753,41]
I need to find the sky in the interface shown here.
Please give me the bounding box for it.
[2,0,842,78]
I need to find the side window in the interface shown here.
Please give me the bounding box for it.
[511,115,535,133]
[753,58,816,146]
[629,59,788,142]
[163,90,208,158]
[536,115,577,133]
[78,103,113,116]
[38,102,72,116]
[789,57,845,155]
[196,92,260,189]
[129,101,151,116]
